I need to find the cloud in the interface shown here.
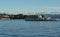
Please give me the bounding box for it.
[39,7,60,14]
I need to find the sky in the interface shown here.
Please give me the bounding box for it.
[0,0,60,14]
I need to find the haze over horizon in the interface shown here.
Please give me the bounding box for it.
[0,0,60,14]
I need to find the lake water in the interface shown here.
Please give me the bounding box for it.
[0,19,60,37]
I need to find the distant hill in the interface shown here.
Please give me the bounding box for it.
[44,14,60,19]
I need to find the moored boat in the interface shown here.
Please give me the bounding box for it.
[25,15,59,21]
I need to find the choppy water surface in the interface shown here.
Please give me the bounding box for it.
[0,19,60,37]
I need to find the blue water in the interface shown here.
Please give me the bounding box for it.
[0,19,60,37]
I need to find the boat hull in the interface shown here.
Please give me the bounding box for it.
[25,18,58,21]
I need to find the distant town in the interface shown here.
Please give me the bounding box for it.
[0,13,60,20]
